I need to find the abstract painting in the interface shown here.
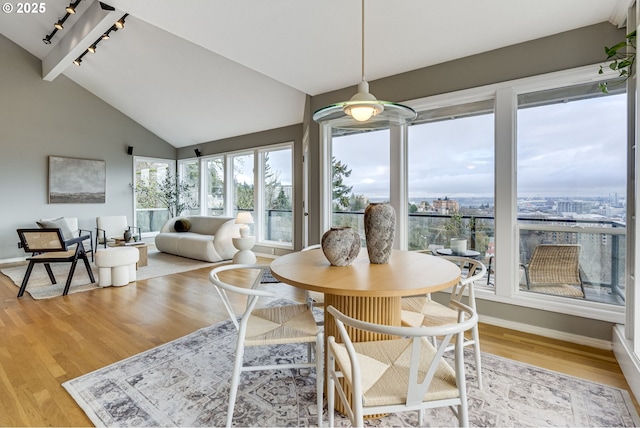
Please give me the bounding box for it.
[48,156,106,203]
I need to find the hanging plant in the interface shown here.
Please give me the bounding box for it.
[599,30,636,93]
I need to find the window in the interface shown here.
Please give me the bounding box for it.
[407,100,495,278]
[178,159,200,216]
[134,158,174,234]
[320,67,627,321]
[517,82,626,305]
[330,128,390,239]
[185,142,294,248]
[205,157,225,216]
[260,146,293,244]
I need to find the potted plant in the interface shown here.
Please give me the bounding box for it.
[599,30,636,93]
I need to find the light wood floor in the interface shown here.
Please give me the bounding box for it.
[0,256,637,427]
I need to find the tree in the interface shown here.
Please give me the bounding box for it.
[332,156,352,211]
[136,170,195,218]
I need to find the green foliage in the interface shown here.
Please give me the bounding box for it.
[599,30,636,93]
[136,170,195,218]
[332,157,353,211]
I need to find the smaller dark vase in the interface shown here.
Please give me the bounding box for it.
[124,229,132,243]
[321,227,361,266]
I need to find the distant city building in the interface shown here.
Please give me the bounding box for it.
[433,197,459,214]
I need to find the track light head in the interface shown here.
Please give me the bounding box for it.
[115,17,125,29]
[42,36,52,44]
[73,58,82,66]
[65,5,75,14]
[195,149,202,157]
[88,45,96,53]
[54,21,64,30]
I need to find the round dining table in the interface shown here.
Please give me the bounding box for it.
[270,248,461,342]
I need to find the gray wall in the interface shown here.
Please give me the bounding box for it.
[0,34,175,260]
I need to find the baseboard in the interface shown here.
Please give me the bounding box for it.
[480,314,612,350]
[0,256,27,265]
[613,324,640,401]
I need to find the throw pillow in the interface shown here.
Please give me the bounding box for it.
[174,219,191,232]
[37,217,75,241]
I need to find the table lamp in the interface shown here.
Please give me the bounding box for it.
[236,212,254,237]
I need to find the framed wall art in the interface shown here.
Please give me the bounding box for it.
[48,156,106,203]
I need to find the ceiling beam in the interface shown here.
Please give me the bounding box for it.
[42,1,122,81]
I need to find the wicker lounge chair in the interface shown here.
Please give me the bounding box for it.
[521,244,585,298]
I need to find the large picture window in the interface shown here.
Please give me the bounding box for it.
[517,82,626,305]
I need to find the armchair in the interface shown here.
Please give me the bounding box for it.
[95,216,140,249]
[17,228,95,297]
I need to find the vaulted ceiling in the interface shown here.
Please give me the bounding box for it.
[0,0,630,147]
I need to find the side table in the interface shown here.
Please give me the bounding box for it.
[232,236,256,264]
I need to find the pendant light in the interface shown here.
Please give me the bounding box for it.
[313,0,416,129]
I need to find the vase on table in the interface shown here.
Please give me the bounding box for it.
[321,226,361,266]
[364,203,396,264]
[124,229,132,243]
[450,237,467,255]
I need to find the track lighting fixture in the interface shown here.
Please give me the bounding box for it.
[72,14,129,67]
[42,1,82,44]
[115,15,126,29]
[194,149,202,157]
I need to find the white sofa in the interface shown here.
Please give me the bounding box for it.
[154,216,239,262]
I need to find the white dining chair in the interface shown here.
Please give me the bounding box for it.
[209,264,324,428]
[326,301,478,427]
[401,255,486,390]
[302,244,324,309]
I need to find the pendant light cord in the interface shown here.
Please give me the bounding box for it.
[361,0,365,81]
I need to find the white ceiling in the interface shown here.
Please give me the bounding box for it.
[0,0,630,148]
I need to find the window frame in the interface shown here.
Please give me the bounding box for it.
[320,64,625,323]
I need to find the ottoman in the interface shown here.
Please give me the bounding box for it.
[95,247,139,287]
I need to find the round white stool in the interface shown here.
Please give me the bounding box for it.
[95,247,139,287]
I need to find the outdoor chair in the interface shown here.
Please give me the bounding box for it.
[521,244,585,298]
[209,264,324,428]
[16,228,95,297]
[401,255,487,390]
[95,215,140,249]
[326,301,477,427]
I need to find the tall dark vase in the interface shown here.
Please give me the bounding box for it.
[321,226,360,266]
[364,203,396,264]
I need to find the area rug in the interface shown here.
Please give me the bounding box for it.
[62,315,640,427]
[0,248,221,299]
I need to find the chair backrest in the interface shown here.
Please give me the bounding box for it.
[209,264,275,331]
[37,217,78,241]
[440,255,486,308]
[96,216,129,239]
[17,228,66,253]
[302,244,321,251]
[328,301,477,407]
[528,244,581,285]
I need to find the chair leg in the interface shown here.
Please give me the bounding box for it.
[82,254,96,283]
[63,259,79,296]
[17,261,36,297]
[472,324,483,390]
[316,333,324,428]
[226,339,246,428]
[327,350,335,428]
[44,263,57,284]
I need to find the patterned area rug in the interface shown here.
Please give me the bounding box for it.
[0,248,222,299]
[63,311,640,427]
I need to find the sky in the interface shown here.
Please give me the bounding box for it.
[331,92,627,202]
